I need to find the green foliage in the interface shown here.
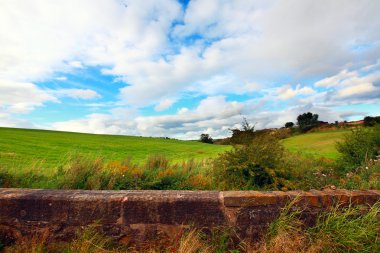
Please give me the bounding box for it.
[307,202,380,253]
[363,116,380,127]
[0,170,49,188]
[213,134,295,190]
[297,112,319,132]
[336,127,380,170]
[260,201,380,253]
[58,156,111,190]
[1,127,380,192]
[266,197,303,241]
[229,117,256,145]
[205,227,241,253]
[284,122,294,128]
[200,133,214,144]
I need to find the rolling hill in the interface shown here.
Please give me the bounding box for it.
[0,127,230,171]
[281,129,350,159]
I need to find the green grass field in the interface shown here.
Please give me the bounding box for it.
[0,127,230,172]
[281,129,350,159]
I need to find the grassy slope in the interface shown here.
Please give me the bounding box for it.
[281,129,350,159]
[0,127,230,171]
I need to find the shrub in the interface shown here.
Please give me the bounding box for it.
[0,170,49,189]
[106,159,142,190]
[363,116,380,127]
[336,127,379,171]
[213,134,293,190]
[144,168,186,190]
[229,117,256,145]
[58,156,111,190]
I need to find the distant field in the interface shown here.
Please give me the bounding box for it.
[0,127,230,172]
[282,129,351,159]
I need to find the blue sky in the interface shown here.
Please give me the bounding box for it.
[1,0,380,139]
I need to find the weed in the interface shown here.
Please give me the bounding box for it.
[307,202,380,253]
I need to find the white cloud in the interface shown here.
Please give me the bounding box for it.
[154,99,176,111]
[53,107,138,135]
[338,82,377,98]
[55,76,67,81]
[0,0,114,81]
[2,0,380,107]
[52,96,244,138]
[50,95,364,139]
[114,0,380,105]
[0,80,57,113]
[53,89,101,100]
[313,66,380,103]
[276,84,315,100]
[0,111,35,128]
[315,70,357,87]
[1,0,380,137]
[68,61,84,69]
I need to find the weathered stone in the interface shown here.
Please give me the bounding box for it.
[223,191,278,207]
[0,188,379,246]
[122,191,224,226]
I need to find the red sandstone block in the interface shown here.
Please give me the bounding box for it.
[270,191,290,205]
[223,191,278,207]
[122,191,224,226]
[309,190,334,207]
[369,190,380,196]
[301,192,321,207]
[332,190,354,205]
[0,189,125,225]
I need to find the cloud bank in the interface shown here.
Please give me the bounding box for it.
[0,0,379,138]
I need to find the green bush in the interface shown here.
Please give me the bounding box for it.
[0,170,49,188]
[213,134,294,190]
[336,127,380,171]
[363,116,380,127]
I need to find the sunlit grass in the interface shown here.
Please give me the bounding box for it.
[282,130,350,159]
[0,127,230,170]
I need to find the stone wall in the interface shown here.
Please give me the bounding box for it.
[0,188,379,245]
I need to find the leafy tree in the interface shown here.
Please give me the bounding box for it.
[199,133,213,144]
[363,116,380,127]
[297,112,319,132]
[284,122,294,128]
